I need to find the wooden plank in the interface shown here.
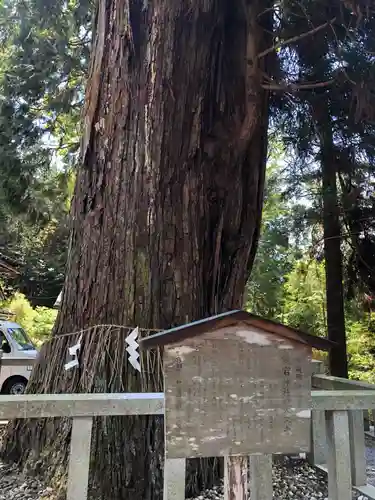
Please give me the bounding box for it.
[249,454,273,500]
[313,374,375,390]
[163,458,185,500]
[325,410,352,500]
[0,392,164,419]
[348,410,366,487]
[224,456,248,500]
[3,390,375,420]
[164,327,312,458]
[312,390,375,410]
[67,417,93,500]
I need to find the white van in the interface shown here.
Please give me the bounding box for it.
[0,318,39,394]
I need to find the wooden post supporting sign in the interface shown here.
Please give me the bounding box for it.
[224,456,248,500]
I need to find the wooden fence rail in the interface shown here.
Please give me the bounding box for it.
[0,393,164,500]
[1,390,375,500]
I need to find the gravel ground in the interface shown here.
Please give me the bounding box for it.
[0,461,53,500]
[0,428,374,500]
[0,456,370,500]
[365,434,375,487]
[187,458,369,500]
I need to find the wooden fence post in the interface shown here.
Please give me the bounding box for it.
[163,458,186,500]
[325,410,352,500]
[249,454,273,500]
[67,417,93,500]
[309,409,326,465]
[364,410,370,431]
[348,409,367,487]
[224,456,248,500]
[309,359,326,465]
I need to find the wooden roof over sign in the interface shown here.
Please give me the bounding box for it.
[140,310,336,351]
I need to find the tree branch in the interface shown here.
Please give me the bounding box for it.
[257,18,336,59]
[262,79,334,91]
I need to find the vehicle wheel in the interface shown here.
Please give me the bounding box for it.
[2,377,27,395]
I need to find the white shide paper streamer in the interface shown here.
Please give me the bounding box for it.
[64,326,141,373]
[64,334,83,371]
[125,326,141,372]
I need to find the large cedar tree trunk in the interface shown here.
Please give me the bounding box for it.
[2,1,271,499]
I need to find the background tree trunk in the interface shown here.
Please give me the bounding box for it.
[2,1,271,499]
[316,109,348,378]
[322,151,349,378]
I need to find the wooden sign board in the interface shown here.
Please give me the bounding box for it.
[164,324,312,459]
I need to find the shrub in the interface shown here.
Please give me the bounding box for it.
[0,292,56,346]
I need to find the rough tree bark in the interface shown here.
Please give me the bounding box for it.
[2,1,271,499]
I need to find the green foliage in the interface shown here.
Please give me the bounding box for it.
[346,315,375,383]
[280,260,327,337]
[247,146,291,317]
[247,141,375,382]
[12,168,74,306]
[30,306,58,345]
[1,292,36,332]
[0,0,87,304]
[0,167,73,306]
[278,257,375,382]
[0,292,56,345]
[254,250,375,382]
[0,0,90,167]
[246,143,308,318]
[274,0,375,299]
